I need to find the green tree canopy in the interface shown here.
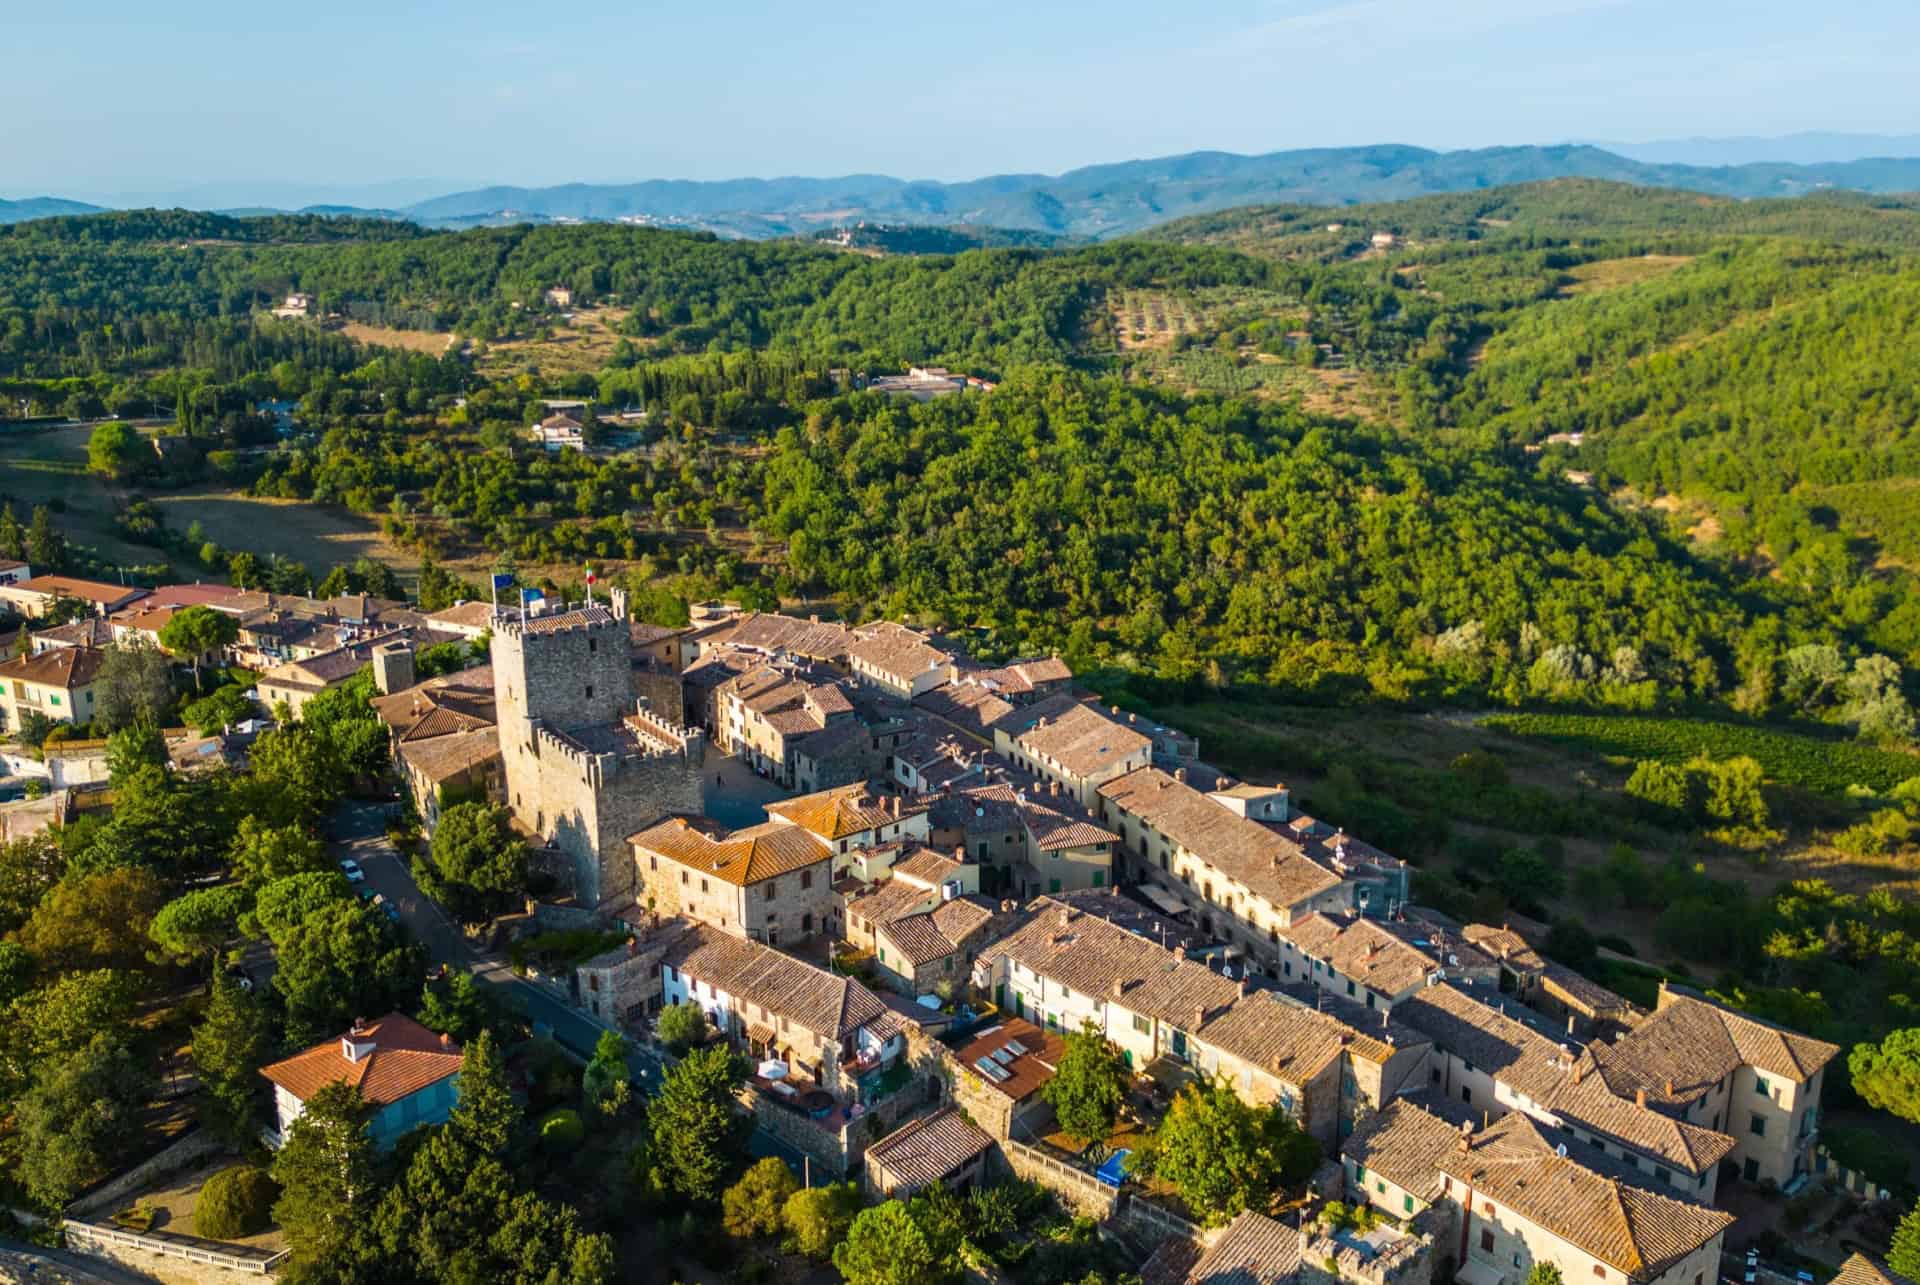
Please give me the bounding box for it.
[722,1156,799,1239]
[149,883,249,968]
[1042,1022,1131,1145]
[647,1042,747,1203]
[1143,1077,1319,1227]
[414,801,527,925]
[272,1079,376,1270]
[834,1200,950,1285]
[15,1033,153,1208]
[157,605,239,688]
[193,973,275,1145]
[1849,1028,1920,1124]
[86,421,146,480]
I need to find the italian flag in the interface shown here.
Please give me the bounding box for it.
[584,567,597,585]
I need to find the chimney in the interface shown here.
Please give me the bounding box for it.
[1112,979,1125,998]
[439,1031,454,1049]
[1664,1077,1675,1096]
[1635,1088,1648,1108]
[890,795,902,818]
[1458,1122,1474,1153]
[1572,1064,1585,1085]
[1193,1005,1207,1029]
[1240,976,1253,995]
[1174,767,1187,784]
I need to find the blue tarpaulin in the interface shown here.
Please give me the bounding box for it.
[1095,1149,1131,1188]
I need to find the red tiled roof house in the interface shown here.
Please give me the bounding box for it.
[260,1013,463,1150]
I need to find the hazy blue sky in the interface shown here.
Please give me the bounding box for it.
[7,0,1918,203]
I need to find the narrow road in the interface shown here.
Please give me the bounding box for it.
[0,1237,163,1284]
[328,800,667,1088]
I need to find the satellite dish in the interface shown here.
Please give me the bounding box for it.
[1555,1143,1568,1158]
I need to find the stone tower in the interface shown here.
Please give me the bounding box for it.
[491,600,706,910]
[370,639,416,695]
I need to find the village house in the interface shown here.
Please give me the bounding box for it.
[1462,923,1637,1037]
[271,292,314,319]
[1098,766,1352,962]
[846,621,954,700]
[946,1015,1066,1141]
[1579,983,1839,1188]
[993,695,1153,809]
[713,664,864,787]
[862,1107,995,1200]
[423,600,499,640]
[1392,981,1735,1201]
[630,813,836,946]
[946,656,1074,706]
[256,630,428,716]
[931,778,1120,896]
[762,782,933,876]
[913,681,1018,744]
[0,574,147,620]
[1344,1099,1734,1285]
[370,664,503,830]
[0,645,103,730]
[0,560,30,587]
[260,1014,463,1151]
[840,849,1005,996]
[692,611,855,669]
[531,412,587,451]
[26,615,113,653]
[1140,1210,1304,1285]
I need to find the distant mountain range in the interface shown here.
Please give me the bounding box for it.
[0,196,109,223]
[9,142,1920,240]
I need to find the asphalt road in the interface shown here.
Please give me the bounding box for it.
[328,800,667,1088]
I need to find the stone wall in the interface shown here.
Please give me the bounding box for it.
[65,1128,224,1220]
[632,666,686,726]
[1001,1139,1118,1218]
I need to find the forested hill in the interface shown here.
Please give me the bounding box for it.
[1145,180,1920,259]
[7,180,1920,706]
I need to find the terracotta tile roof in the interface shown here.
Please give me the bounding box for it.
[987,896,1245,1031]
[914,683,1016,739]
[764,783,927,841]
[892,847,969,887]
[8,575,147,606]
[848,621,953,687]
[879,914,968,967]
[952,1017,1064,1102]
[137,583,236,610]
[260,1013,462,1107]
[1102,768,1342,913]
[1463,923,1544,970]
[259,633,403,690]
[1393,983,1734,1175]
[717,612,854,662]
[1282,914,1442,997]
[508,605,617,636]
[630,816,829,886]
[397,727,501,784]
[0,644,104,689]
[30,616,114,649]
[110,604,182,639]
[1587,987,1840,1101]
[427,601,497,631]
[997,694,1150,779]
[371,667,497,741]
[1192,990,1369,1087]
[1142,1210,1300,1285]
[1270,982,1427,1068]
[939,781,1118,851]
[1437,1112,1733,1277]
[793,718,870,763]
[866,1108,992,1188]
[663,922,886,1041]
[1834,1255,1916,1285]
[1344,1093,1476,1199]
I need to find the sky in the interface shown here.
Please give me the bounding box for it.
[6,0,1919,206]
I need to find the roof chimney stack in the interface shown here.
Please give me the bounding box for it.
[1635,1088,1648,1108]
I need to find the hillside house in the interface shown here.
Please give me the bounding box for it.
[0,645,103,730]
[993,695,1153,810]
[0,575,147,620]
[261,1014,462,1151]
[631,813,836,946]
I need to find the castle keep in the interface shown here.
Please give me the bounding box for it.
[492,592,707,908]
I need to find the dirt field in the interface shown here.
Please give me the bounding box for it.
[476,307,634,377]
[0,423,154,564]
[1560,254,1693,296]
[1105,287,1305,351]
[340,321,460,355]
[149,489,415,577]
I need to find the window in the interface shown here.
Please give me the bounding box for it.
[1132,1014,1150,1035]
[1755,1075,1770,1097]
[584,685,593,699]
[1655,1167,1671,1185]
[1461,1086,1473,1105]
[1750,1114,1766,1137]
[589,975,600,992]
[801,869,813,890]
[802,913,813,934]
[766,880,778,901]
[680,871,688,885]
[1354,1163,1366,1182]
[701,879,709,894]
[1376,1180,1386,1195]
[1479,1229,1495,1254]
[588,638,596,653]
[1403,1194,1414,1214]
[650,856,658,871]
[1092,871,1104,888]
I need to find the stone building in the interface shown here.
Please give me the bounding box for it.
[992,694,1152,810]
[630,814,836,945]
[492,600,706,909]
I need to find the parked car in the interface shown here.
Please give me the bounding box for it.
[338,858,365,884]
